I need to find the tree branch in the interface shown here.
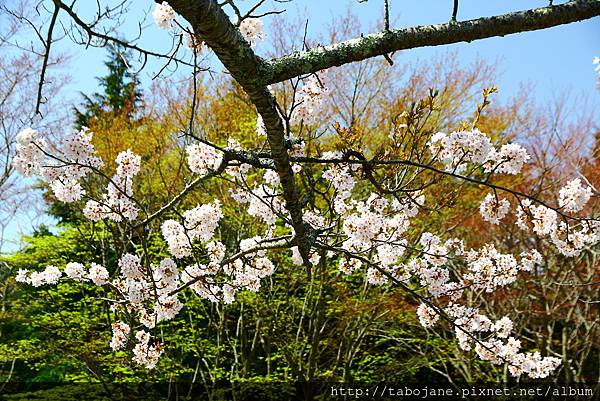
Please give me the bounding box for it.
[264,0,600,84]
[54,1,198,69]
[36,0,60,116]
[165,0,314,267]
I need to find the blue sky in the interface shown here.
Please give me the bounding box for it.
[2,0,599,252]
[49,0,600,107]
[57,0,599,107]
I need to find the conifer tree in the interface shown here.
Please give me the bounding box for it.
[73,43,142,129]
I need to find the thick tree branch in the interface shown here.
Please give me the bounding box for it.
[264,0,600,84]
[165,0,314,267]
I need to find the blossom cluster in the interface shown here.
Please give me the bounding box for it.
[110,254,183,363]
[476,174,596,258]
[65,262,110,285]
[414,297,560,378]
[15,265,62,287]
[161,200,223,258]
[428,129,529,175]
[479,193,510,224]
[112,321,164,369]
[83,148,141,222]
[186,143,223,176]
[321,152,357,215]
[152,2,207,54]
[152,1,175,29]
[464,245,541,292]
[13,255,155,368]
[228,145,288,228]
[13,127,103,203]
[152,2,266,48]
[103,236,275,368]
[109,321,130,351]
[159,152,286,304]
[12,127,143,222]
[181,237,276,304]
[230,184,284,227]
[558,178,592,213]
[511,177,598,257]
[110,255,183,362]
[12,128,46,176]
[18,252,184,368]
[291,72,328,125]
[287,139,305,173]
[416,304,439,328]
[239,18,265,46]
[256,115,267,137]
[442,304,561,378]
[132,330,163,369]
[184,30,204,53]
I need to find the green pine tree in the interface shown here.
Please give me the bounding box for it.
[73,42,143,129]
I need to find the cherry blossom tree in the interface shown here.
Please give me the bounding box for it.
[9,0,600,379]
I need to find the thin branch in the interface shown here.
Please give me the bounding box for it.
[54,0,198,69]
[451,0,459,22]
[35,1,60,116]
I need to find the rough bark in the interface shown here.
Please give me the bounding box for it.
[264,0,600,84]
